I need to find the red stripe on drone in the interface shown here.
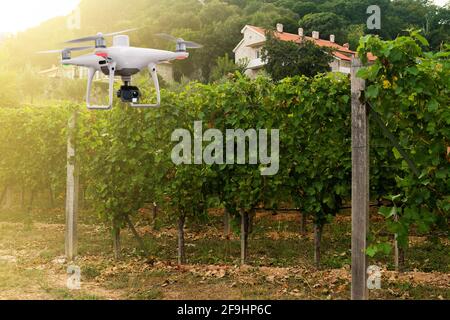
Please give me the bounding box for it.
[96,52,108,58]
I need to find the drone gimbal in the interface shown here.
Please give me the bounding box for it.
[86,61,160,110]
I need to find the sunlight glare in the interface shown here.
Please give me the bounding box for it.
[0,0,80,34]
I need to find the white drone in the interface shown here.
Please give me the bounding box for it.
[39,29,202,109]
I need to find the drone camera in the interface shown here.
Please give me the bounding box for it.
[117,85,141,103]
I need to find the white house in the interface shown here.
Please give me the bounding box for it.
[233,24,376,78]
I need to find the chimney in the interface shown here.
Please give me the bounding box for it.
[312,31,319,39]
[343,43,350,49]
[298,28,304,37]
[276,23,284,33]
[330,34,335,43]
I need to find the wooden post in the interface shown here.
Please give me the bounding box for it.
[65,111,79,261]
[20,187,25,209]
[351,58,369,300]
[394,212,399,271]
[223,209,231,239]
[152,202,158,229]
[240,210,249,265]
[3,186,14,209]
[314,224,323,268]
[177,214,186,265]
[0,186,7,207]
[300,213,307,235]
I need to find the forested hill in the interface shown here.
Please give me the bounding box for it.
[0,0,448,81]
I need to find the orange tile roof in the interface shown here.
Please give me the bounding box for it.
[366,52,377,61]
[246,25,376,62]
[333,51,353,61]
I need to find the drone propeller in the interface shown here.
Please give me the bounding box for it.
[37,46,94,54]
[65,28,140,44]
[156,33,203,51]
[155,33,178,42]
[38,46,95,60]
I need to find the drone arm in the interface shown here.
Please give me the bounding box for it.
[86,61,117,110]
[130,63,160,109]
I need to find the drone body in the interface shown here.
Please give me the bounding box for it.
[40,30,201,110]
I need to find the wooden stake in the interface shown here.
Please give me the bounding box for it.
[394,212,399,271]
[240,210,249,265]
[0,186,7,207]
[223,209,231,239]
[300,213,307,235]
[152,202,158,229]
[5,187,13,208]
[177,214,186,265]
[351,58,369,300]
[65,111,79,262]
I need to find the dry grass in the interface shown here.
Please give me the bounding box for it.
[0,208,448,300]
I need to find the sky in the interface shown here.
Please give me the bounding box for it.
[434,0,449,6]
[0,0,448,34]
[0,0,80,34]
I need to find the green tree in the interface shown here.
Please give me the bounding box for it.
[210,53,248,82]
[299,12,348,43]
[18,66,47,104]
[261,33,333,81]
[0,70,20,107]
[1,0,449,83]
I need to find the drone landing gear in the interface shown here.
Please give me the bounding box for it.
[130,63,160,109]
[86,61,116,110]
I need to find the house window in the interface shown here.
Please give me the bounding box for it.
[256,49,261,59]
